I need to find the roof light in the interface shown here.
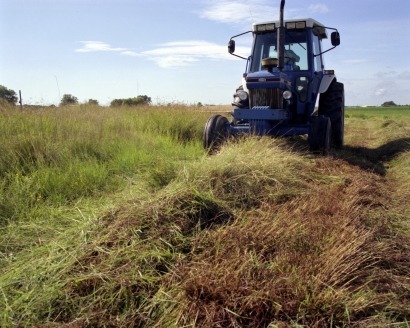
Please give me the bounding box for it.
[266,23,276,30]
[255,23,276,32]
[286,21,306,29]
[295,21,306,29]
[257,25,266,32]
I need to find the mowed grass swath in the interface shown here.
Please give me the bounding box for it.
[0,103,409,327]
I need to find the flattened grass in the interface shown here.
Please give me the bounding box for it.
[159,153,410,327]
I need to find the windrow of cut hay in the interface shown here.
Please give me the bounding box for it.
[2,135,408,327]
[159,142,410,327]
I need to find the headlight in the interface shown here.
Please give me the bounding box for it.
[237,90,248,101]
[232,89,249,108]
[283,90,292,100]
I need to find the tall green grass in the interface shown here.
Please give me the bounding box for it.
[0,104,409,327]
[0,105,208,251]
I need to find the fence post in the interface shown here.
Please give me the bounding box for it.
[19,90,23,110]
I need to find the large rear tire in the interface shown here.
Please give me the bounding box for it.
[308,116,331,155]
[203,115,229,153]
[318,80,345,149]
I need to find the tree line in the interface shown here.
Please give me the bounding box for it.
[60,94,151,107]
[0,85,151,107]
[1,84,408,108]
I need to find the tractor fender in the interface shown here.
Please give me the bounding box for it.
[318,74,336,93]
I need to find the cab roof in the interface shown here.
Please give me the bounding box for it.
[252,18,328,39]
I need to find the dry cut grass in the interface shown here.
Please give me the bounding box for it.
[161,155,410,327]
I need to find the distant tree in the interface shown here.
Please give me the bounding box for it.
[60,94,79,106]
[197,102,203,107]
[110,95,151,107]
[135,95,151,105]
[382,101,397,107]
[0,85,18,104]
[110,99,123,107]
[87,99,99,106]
[123,98,138,106]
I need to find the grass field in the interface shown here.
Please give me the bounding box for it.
[0,104,409,327]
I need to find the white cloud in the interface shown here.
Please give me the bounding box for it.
[76,40,247,69]
[75,41,127,52]
[200,1,254,24]
[308,4,329,14]
[120,50,141,57]
[151,55,199,68]
[140,40,237,68]
[199,1,331,25]
[142,41,225,58]
[199,0,276,24]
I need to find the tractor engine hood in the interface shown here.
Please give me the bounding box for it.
[246,70,292,90]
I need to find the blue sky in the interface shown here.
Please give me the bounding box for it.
[1,0,409,106]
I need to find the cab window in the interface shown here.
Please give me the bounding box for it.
[312,33,323,71]
[250,29,308,72]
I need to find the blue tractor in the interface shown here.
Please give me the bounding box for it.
[203,0,344,154]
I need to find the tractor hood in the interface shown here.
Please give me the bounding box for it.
[246,70,292,90]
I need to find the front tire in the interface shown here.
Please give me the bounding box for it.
[318,80,345,149]
[203,115,229,153]
[309,116,331,155]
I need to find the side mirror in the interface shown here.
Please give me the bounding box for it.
[228,39,235,54]
[331,31,340,46]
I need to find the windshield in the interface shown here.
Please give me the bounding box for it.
[250,29,308,72]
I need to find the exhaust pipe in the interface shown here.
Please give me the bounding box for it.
[277,0,285,69]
